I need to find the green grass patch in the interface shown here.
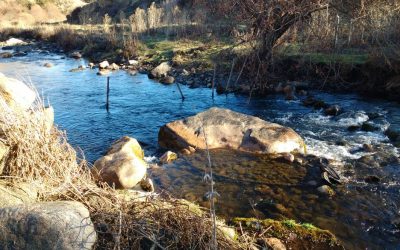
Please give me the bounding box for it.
[137,35,232,69]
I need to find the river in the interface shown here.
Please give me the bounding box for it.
[1,49,399,249]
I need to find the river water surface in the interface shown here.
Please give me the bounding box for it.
[1,49,399,249]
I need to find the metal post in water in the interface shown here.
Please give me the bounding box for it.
[175,82,185,101]
[106,76,110,111]
[212,64,216,100]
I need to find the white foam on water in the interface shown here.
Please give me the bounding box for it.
[305,137,367,161]
[144,155,158,163]
[337,112,369,127]
[275,113,293,123]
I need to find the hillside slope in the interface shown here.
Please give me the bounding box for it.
[0,0,87,26]
[67,0,163,24]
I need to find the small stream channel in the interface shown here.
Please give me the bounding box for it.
[1,49,399,249]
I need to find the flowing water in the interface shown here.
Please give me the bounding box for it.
[1,49,400,249]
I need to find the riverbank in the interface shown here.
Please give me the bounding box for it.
[1,24,399,103]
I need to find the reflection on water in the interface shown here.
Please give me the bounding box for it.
[1,50,400,249]
[150,149,400,250]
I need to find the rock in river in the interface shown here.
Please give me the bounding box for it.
[92,136,147,189]
[0,201,96,250]
[158,107,305,154]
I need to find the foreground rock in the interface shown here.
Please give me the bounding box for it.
[0,201,96,250]
[92,136,148,189]
[0,74,36,110]
[159,107,305,154]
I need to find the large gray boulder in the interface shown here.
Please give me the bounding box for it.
[0,201,97,250]
[159,107,305,154]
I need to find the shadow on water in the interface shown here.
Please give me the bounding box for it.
[1,50,400,249]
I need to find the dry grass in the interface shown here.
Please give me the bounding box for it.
[0,86,242,249]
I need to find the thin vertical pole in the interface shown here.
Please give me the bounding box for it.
[175,82,185,101]
[225,58,236,95]
[211,64,216,99]
[106,76,110,111]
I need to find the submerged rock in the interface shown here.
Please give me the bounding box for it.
[324,105,341,116]
[364,175,380,184]
[0,74,36,110]
[317,185,335,196]
[43,62,53,68]
[361,122,379,132]
[92,136,147,189]
[283,85,296,100]
[97,69,111,76]
[160,151,178,164]
[159,107,305,154]
[0,201,96,249]
[160,76,175,84]
[0,52,13,58]
[70,51,82,59]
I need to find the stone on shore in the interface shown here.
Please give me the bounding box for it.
[109,63,120,70]
[92,136,147,189]
[3,38,25,46]
[129,59,139,65]
[99,60,110,69]
[149,62,171,79]
[159,107,305,154]
[0,74,36,110]
[0,201,96,250]
[70,51,82,59]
